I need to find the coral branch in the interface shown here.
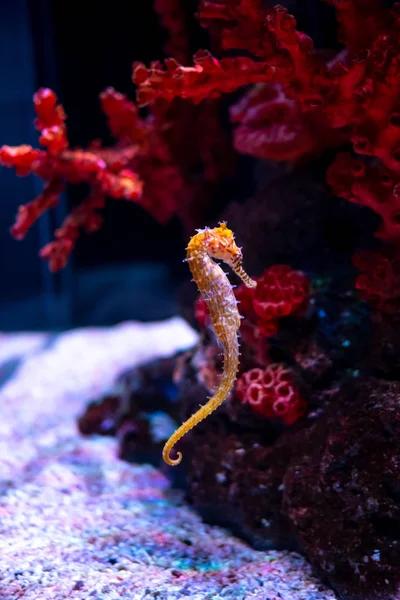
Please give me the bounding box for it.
[2,80,236,268]
[40,188,106,272]
[10,179,63,240]
[0,88,147,269]
[0,145,42,177]
[327,153,400,246]
[198,0,272,58]
[133,50,281,106]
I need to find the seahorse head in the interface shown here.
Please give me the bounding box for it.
[203,222,243,267]
[186,222,256,289]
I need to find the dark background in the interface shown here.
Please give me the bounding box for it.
[0,0,338,331]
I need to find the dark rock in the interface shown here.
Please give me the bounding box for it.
[284,377,400,600]
[365,315,400,379]
[78,356,183,470]
[185,424,304,551]
[77,394,121,436]
[222,167,376,279]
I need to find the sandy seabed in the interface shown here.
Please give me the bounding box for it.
[0,318,337,600]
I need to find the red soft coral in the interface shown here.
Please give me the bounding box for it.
[236,363,306,424]
[230,82,322,161]
[197,0,272,57]
[5,0,400,282]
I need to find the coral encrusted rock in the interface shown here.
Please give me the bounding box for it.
[284,377,400,600]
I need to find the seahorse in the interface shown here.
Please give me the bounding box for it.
[162,222,257,466]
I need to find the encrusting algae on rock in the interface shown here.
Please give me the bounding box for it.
[162,222,256,466]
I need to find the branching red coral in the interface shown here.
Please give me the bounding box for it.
[4,0,400,286]
[327,153,400,246]
[134,2,400,180]
[1,82,235,268]
[39,188,107,272]
[197,0,274,58]
[134,3,334,111]
[236,363,306,424]
[1,88,144,270]
[133,0,400,313]
[133,50,282,107]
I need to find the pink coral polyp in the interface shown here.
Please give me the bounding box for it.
[253,265,310,321]
[236,363,306,425]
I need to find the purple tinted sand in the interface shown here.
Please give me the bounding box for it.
[0,319,336,600]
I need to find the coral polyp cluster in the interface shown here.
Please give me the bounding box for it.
[236,364,306,425]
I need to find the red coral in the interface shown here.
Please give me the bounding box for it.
[39,189,107,272]
[237,265,309,362]
[1,88,145,270]
[327,153,400,246]
[134,4,328,108]
[236,363,306,424]
[197,0,274,58]
[230,82,322,161]
[195,1,400,312]
[4,0,400,279]
[253,264,310,322]
[33,88,68,153]
[133,50,280,107]
[134,1,400,186]
[1,84,234,268]
[0,145,42,177]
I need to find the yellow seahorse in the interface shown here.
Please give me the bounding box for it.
[162,222,257,466]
